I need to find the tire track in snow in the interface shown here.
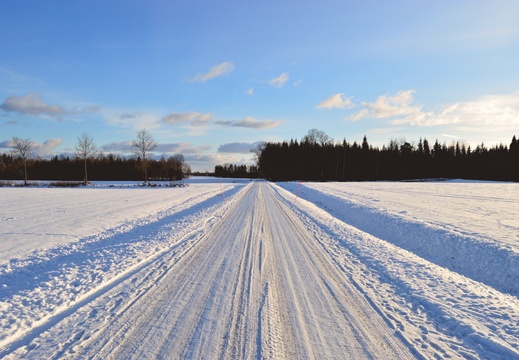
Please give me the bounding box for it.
[0,185,246,358]
[0,232,198,358]
[72,183,257,359]
[6,182,414,359]
[270,183,519,359]
[263,184,414,359]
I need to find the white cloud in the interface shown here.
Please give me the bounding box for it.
[452,93,518,125]
[245,87,254,95]
[316,93,354,109]
[390,92,519,128]
[0,93,64,116]
[347,90,519,142]
[269,73,289,88]
[162,112,213,126]
[293,80,303,87]
[157,143,233,172]
[33,138,62,157]
[190,61,235,83]
[349,90,421,121]
[216,116,282,129]
[0,140,14,148]
[103,110,161,130]
[217,141,264,154]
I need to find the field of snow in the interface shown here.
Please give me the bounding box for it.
[1,178,518,358]
[280,180,519,296]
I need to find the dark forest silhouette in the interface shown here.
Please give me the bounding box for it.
[0,153,190,183]
[258,134,519,182]
[217,131,519,182]
[214,164,260,179]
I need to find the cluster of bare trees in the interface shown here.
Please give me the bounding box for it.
[3,129,187,185]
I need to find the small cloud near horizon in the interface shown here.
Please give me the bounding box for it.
[216,116,281,129]
[162,112,213,126]
[100,140,134,152]
[217,141,264,154]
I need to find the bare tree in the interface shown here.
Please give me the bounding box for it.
[250,141,266,160]
[75,133,97,185]
[302,129,333,145]
[11,137,35,186]
[132,129,157,184]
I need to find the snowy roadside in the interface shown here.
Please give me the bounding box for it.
[1,178,518,359]
[0,179,248,350]
[278,181,519,296]
[0,178,243,263]
[271,183,519,359]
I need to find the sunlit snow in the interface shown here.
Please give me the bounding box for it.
[0,178,518,359]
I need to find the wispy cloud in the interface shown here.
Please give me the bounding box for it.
[269,73,289,88]
[189,61,235,83]
[71,104,100,114]
[245,87,254,95]
[216,116,281,129]
[162,112,213,126]
[316,93,354,109]
[157,142,211,154]
[441,134,462,139]
[217,141,264,154]
[103,110,161,130]
[100,140,134,152]
[0,93,64,116]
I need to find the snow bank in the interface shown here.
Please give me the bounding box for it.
[278,181,519,296]
[271,183,519,359]
[0,178,249,347]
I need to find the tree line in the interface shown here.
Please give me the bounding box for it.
[254,129,519,182]
[214,164,260,178]
[0,129,191,184]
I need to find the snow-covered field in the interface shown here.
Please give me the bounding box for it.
[1,178,518,358]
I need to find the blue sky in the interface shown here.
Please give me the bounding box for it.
[1,1,518,172]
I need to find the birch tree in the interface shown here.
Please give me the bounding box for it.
[11,137,35,186]
[132,129,157,184]
[75,133,97,185]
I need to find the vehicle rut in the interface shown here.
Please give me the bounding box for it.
[7,182,415,359]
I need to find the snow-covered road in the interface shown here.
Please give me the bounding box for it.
[1,180,518,359]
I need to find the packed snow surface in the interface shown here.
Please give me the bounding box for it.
[0,178,518,359]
